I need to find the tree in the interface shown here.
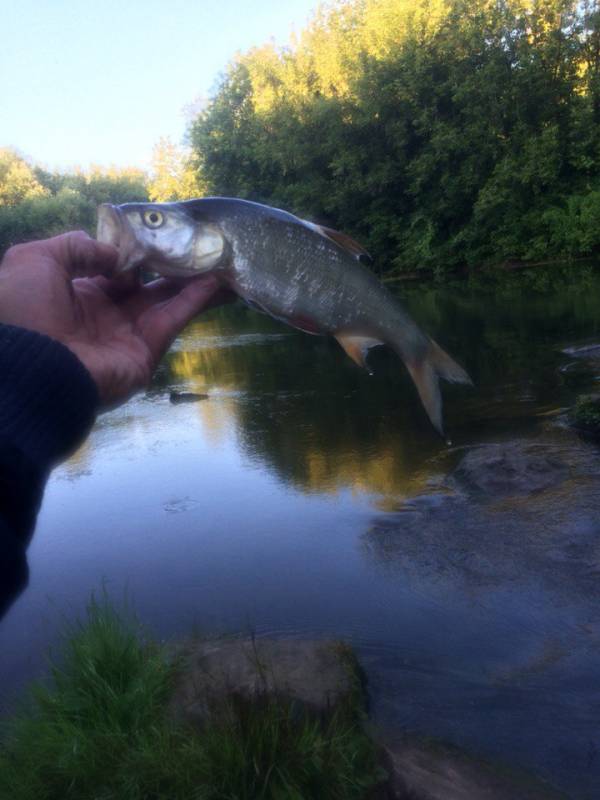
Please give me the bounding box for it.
[187,0,600,271]
[0,148,48,206]
[148,138,205,202]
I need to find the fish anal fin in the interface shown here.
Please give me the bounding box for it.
[335,333,383,373]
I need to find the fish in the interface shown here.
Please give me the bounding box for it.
[96,197,471,434]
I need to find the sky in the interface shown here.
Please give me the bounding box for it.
[1,0,318,172]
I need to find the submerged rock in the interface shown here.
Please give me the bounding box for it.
[169,637,567,798]
[379,737,566,800]
[560,341,600,360]
[168,638,361,727]
[169,390,209,403]
[453,442,568,498]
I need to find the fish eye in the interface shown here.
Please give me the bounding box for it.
[143,210,164,228]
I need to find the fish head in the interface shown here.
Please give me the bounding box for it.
[96,202,226,276]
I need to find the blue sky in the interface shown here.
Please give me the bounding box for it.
[1,0,317,171]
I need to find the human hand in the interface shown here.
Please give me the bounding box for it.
[0,231,230,406]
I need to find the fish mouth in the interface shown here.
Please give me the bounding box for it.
[96,204,146,271]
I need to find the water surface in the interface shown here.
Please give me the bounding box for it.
[2,264,600,797]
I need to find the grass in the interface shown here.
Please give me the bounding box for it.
[0,597,382,799]
[570,394,600,434]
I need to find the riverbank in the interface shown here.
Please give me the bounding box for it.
[0,597,567,799]
[382,256,600,283]
[0,597,381,799]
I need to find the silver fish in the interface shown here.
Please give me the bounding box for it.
[97,197,471,434]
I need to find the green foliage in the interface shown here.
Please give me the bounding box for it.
[149,137,206,201]
[188,0,600,273]
[0,148,48,206]
[570,393,600,432]
[0,158,148,256]
[0,598,381,800]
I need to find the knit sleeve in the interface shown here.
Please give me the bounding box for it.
[0,323,99,618]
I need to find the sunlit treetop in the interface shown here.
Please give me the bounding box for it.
[0,148,48,207]
[148,137,206,202]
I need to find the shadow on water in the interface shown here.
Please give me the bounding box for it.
[2,262,600,796]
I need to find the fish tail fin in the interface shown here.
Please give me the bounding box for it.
[404,338,471,436]
[427,338,472,386]
[335,327,471,436]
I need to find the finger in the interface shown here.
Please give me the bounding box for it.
[91,269,143,301]
[132,277,183,310]
[126,276,226,317]
[138,276,231,362]
[43,231,119,278]
[90,275,181,309]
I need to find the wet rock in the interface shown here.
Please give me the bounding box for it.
[378,737,566,800]
[568,394,600,438]
[453,442,568,498]
[560,341,600,360]
[168,638,360,727]
[169,390,209,404]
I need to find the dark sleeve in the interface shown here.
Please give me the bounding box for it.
[0,324,99,618]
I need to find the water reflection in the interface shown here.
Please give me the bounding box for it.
[3,264,600,796]
[158,264,600,500]
[163,309,437,498]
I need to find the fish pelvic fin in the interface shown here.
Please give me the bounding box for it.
[405,339,471,436]
[335,333,383,373]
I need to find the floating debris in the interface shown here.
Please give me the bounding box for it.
[169,391,209,404]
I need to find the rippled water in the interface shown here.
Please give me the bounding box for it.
[2,264,600,796]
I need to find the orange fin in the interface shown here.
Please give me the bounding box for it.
[335,333,383,373]
[304,220,372,262]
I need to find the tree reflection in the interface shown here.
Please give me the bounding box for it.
[158,266,600,499]
[164,304,441,497]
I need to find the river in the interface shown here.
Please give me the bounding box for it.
[1,264,600,797]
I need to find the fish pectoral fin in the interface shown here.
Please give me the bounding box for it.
[335,333,383,373]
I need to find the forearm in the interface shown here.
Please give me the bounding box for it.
[0,323,99,541]
[0,323,99,617]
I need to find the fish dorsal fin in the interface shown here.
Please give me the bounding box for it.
[335,333,383,374]
[303,220,372,263]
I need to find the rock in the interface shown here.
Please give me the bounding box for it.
[169,390,209,404]
[561,341,600,359]
[452,442,568,498]
[378,737,566,800]
[168,638,361,727]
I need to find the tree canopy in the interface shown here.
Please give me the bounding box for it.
[0,148,48,206]
[4,0,600,273]
[189,0,600,273]
[0,153,148,255]
[148,138,206,202]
